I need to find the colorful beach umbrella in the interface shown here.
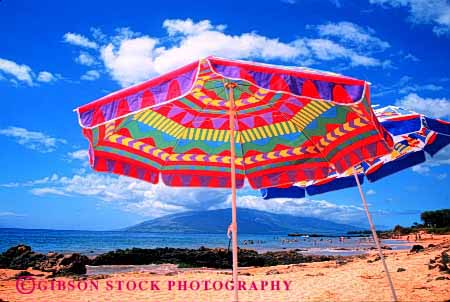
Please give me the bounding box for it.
[75,56,393,302]
[261,105,450,199]
[364,106,450,181]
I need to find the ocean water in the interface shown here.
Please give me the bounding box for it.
[0,228,410,256]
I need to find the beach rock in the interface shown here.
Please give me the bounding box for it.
[89,274,109,280]
[397,267,406,272]
[36,253,60,271]
[336,259,348,266]
[410,245,424,253]
[1,245,338,272]
[0,245,90,276]
[51,254,90,276]
[367,256,380,263]
[0,255,9,268]
[438,264,449,272]
[0,245,47,270]
[368,246,392,250]
[90,247,335,269]
[9,251,47,270]
[14,271,33,278]
[435,276,450,280]
[5,245,31,257]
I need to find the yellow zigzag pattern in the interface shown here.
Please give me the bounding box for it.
[106,133,318,165]
[290,101,333,130]
[316,118,368,152]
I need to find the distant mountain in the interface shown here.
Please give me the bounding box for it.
[124,208,361,234]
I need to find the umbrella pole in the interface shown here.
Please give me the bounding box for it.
[228,82,239,302]
[353,169,398,302]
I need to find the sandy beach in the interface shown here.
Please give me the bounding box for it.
[1,235,449,302]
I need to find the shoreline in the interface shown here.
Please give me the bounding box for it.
[0,236,420,276]
[1,227,414,257]
[1,235,449,301]
[0,233,413,257]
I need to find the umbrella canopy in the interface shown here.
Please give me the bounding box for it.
[76,57,392,189]
[261,105,450,199]
[364,105,450,181]
[75,56,393,302]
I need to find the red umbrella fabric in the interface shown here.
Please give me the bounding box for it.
[76,57,392,189]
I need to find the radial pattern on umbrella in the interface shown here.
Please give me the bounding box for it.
[261,105,450,199]
[76,57,392,189]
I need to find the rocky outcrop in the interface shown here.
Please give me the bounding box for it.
[91,246,336,268]
[0,245,46,270]
[1,245,337,274]
[410,245,425,253]
[0,245,89,276]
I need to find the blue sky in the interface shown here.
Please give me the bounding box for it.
[0,0,449,230]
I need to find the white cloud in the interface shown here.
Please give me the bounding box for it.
[100,20,302,87]
[433,145,450,165]
[0,57,34,85]
[410,145,450,175]
[372,76,444,97]
[31,187,69,196]
[75,52,96,66]
[0,174,58,188]
[101,36,159,86]
[0,211,27,217]
[6,168,389,224]
[90,27,107,43]
[80,70,100,81]
[315,21,390,50]
[398,84,443,94]
[412,164,431,175]
[404,53,420,61]
[16,172,229,218]
[154,32,302,74]
[63,32,98,49]
[68,149,88,160]
[0,126,67,153]
[163,18,226,36]
[366,189,376,195]
[211,195,367,224]
[37,71,57,83]
[63,18,391,87]
[305,38,382,67]
[0,58,60,86]
[370,0,450,36]
[395,93,450,118]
